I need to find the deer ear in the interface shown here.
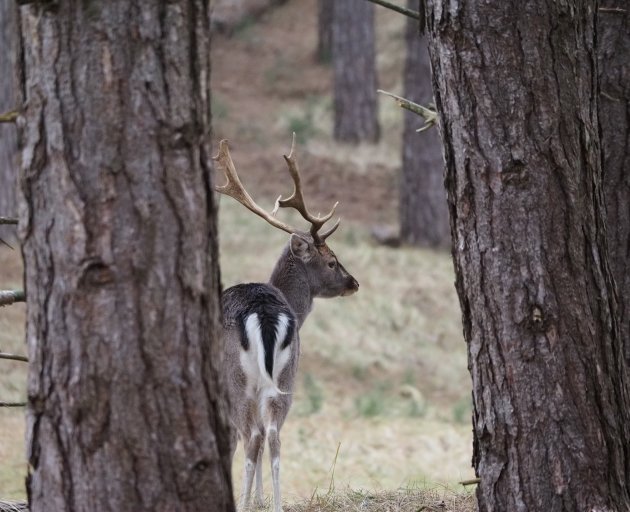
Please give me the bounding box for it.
[289,234,313,262]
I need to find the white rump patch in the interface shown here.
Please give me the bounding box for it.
[273,313,292,384]
[246,313,268,387]
[240,312,293,397]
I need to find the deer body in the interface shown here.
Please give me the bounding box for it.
[222,282,299,511]
[215,138,358,512]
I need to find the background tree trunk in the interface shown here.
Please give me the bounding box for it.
[316,0,333,63]
[332,0,380,143]
[399,0,448,247]
[599,2,630,366]
[19,2,234,511]
[0,0,19,241]
[211,0,289,35]
[424,0,630,510]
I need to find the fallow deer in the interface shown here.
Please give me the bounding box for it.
[214,137,359,512]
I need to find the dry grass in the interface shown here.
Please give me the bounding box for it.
[0,488,475,512]
[0,487,482,512]
[285,487,476,512]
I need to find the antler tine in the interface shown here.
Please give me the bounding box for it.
[213,140,299,235]
[319,218,341,241]
[277,133,340,242]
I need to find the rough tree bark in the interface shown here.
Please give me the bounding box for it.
[19,2,234,511]
[332,0,380,143]
[0,0,20,240]
[599,2,630,366]
[424,0,630,510]
[400,0,447,247]
[316,0,333,63]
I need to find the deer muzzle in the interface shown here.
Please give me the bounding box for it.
[342,276,359,296]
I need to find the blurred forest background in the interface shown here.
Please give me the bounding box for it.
[0,0,474,505]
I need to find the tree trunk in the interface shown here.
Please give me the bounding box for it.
[211,0,289,35]
[399,0,448,247]
[599,2,630,366]
[19,2,234,511]
[424,1,630,510]
[0,0,19,240]
[316,0,333,63]
[332,0,379,143]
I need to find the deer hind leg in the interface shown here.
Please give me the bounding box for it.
[267,424,282,512]
[253,426,265,508]
[239,427,264,511]
[265,397,289,512]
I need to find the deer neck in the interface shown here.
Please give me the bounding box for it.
[269,247,313,330]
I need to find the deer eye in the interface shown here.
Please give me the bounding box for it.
[328,261,336,269]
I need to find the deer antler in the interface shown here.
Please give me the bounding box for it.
[214,135,341,244]
[274,134,340,244]
[214,140,299,235]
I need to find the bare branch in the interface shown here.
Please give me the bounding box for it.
[377,89,438,133]
[0,238,14,250]
[459,478,481,486]
[0,353,28,363]
[0,218,18,249]
[362,0,421,20]
[0,290,26,307]
[0,111,18,124]
[599,7,626,13]
[0,402,26,407]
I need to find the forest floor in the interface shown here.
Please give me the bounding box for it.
[0,0,476,509]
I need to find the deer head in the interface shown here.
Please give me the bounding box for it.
[286,233,358,298]
[213,135,359,301]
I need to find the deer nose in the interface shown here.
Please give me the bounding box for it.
[342,277,359,296]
